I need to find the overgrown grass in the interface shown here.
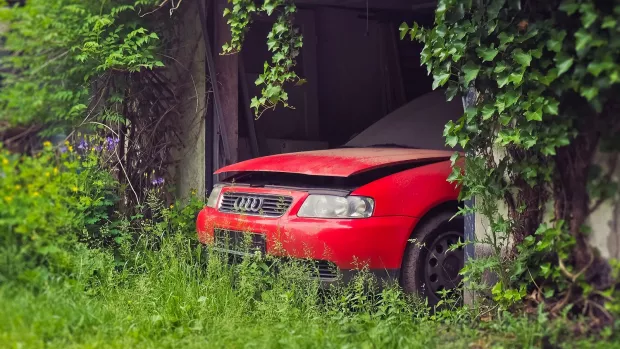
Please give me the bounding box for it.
[0,230,616,349]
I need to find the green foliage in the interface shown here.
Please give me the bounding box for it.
[223,0,304,117]
[0,141,118,283]
[402,0,620,314]
[0,0,165,133]
[0,176,612,347]
[0,222,610,348]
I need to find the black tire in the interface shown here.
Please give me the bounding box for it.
[400,211,464,305]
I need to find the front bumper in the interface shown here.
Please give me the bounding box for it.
[196,187,419,278]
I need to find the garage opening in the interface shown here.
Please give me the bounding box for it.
[233,1,456,161]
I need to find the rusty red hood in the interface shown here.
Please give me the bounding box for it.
[214,148,454,177]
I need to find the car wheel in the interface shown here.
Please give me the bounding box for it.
[400,211,464,305]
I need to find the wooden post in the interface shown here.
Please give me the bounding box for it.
[214,0,239,167]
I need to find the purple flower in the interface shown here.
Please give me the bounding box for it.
[95,145,103,152]
[77,139,88,150]
[105,137,120,151]
[151,177,165,186]
[59,146,68,153]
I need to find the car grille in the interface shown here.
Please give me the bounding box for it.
[310,260,338,281]
[214,229,266,256]
[218,192,293,217]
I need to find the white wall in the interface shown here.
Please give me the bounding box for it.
[588,152,620,259]
[473,152,620,261]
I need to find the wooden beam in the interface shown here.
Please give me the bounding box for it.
[198,0,233,167]
[295,0,436,11]
[214,0,239,166]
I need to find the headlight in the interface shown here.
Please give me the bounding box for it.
[298,195,374,218]
[206,184,224,208]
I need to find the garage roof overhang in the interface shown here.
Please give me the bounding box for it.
[294,0,436,11]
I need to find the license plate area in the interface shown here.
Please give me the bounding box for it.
[214,229,266,256]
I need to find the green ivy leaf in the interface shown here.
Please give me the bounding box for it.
[539,68,559,86]
[544,100,560,115]
[580,86,598,101]
[495,97,505,113]
[526,108,542,121]
[512,49,532,67]
[432,72,451,89]
[250,97,261,110]
[462,61,480,86]
[555,54,574,76]
[559,1,579,15]
[587,61,614,77]
[498,32,514,47]
[496,72,510,88]
[399,22,409,40]
[447,166,460,182]
[574,28,592,53]
[580,5,597,29]
[602,16,617,29]
[476,46,499,62]
[540,263,552,277]
[450,152,459,164]
[494,61,508,73]
[544,288,555,299]
[263,2,276,15]
[481,104,495,120]
[443,120,455,137]
[542,145,556,156]
[486,0,505,20]
[446,83,459,101]
[446,134,459,148]
[503,89,521,107]
[508,70,524,85]
[465,108,477,122]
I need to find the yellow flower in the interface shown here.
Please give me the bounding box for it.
[68,146,74,152]
[72,186,79,192]
[64,141,70,146]
[53,167,59,175]
[4,196,12,203]
[33,192,40,197]
[14,185,22,190]
[2,158,8,165]
[45,172,50,177]
[170,205,174,209]
[43,141,52,148]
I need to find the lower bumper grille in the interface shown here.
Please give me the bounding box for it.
[214,229,266,256]
[309,260,338,281]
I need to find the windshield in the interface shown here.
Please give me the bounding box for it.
[344,90,463,150]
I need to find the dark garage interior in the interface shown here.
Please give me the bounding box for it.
[233,0,438,160]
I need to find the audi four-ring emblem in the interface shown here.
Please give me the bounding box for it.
[233,196,264,212]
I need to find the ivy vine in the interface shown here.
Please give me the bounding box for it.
[223,0,303,117]
[401,0,620,322]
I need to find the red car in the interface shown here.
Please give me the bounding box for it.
[196,91,464,303]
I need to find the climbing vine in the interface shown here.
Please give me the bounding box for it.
[401,0,620,323]
[222,0,303,117]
